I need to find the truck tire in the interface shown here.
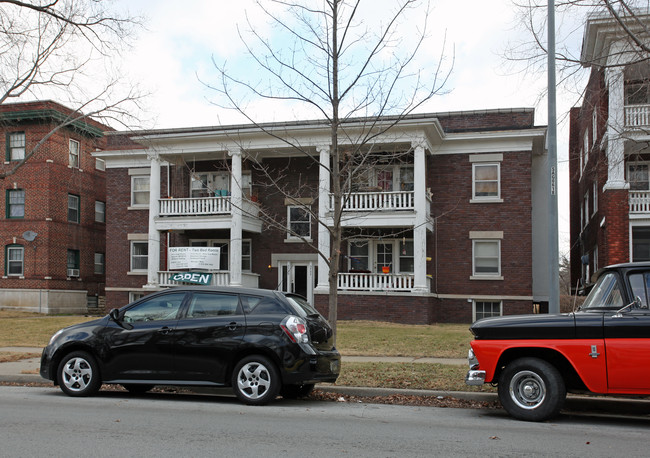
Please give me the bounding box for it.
[498,357,566,421]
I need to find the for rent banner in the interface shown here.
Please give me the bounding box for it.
[168,247,221,270]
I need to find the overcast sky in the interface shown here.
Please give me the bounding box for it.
[110,0,589,255]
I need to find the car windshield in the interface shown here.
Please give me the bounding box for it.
[580,272,625,310]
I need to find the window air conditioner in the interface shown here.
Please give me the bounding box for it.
[67,269,80,277]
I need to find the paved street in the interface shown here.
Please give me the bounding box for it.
[1,386,649,457]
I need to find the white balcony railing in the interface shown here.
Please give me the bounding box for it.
[330,190,415,212]
[158,271,259,288]
[629,191,650,213]
[625,105,650,127]
[338,272,416,291]
[158,196,259,218]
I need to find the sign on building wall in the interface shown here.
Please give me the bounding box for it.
[168,247,221,270]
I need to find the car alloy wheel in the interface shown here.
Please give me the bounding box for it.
[232,355,280,405]
[57,351,101,397]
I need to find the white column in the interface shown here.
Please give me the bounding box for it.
[604,66,629,190]
[412,141,428,292]
[316,145,331,292]
[145,155,161,289]
[229,149,243,286]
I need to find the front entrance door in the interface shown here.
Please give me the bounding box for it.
[278,262,315,304]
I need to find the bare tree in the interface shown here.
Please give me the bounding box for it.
[205,0,452,340]
[0,0,144,179]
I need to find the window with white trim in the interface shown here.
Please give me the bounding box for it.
[593,182,598,215]
[130,241,148,272]
[584,191,589,226]
[69,139,80,168]
[131,175,150,206]
[472,163,500,200]
[472,240,501,277]
[7,132,25,161]
[68,194,80,223]
[347,239,414,274]
[582,130,588,170]
[473,300,502,321]
[628,163,649,190]
[287,206,311,240]
[592,109,598,146]
[6,245,24,276]
[349,240,369,271]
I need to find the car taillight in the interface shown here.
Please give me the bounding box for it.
[281,316,309,344]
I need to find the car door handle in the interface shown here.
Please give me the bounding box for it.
[228,322,241,331]
[158,327,173,335]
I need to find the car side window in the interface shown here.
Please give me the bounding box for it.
[123,292,185,323]
[241,295,288,315]
[186,292,240,318]
[628,272,650,309]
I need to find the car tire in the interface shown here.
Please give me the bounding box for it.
[122,384,155,394]
[280,383,315,399]
[231,355,280,405]
[57,351,101,397]
[498,357,566,422]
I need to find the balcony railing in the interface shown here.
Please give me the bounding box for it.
[158,271,259,288]
[330,190,415,212]
[625,105,650,127]
[337,272,416,291]
[158,196,259,217]
[630,191,650,213]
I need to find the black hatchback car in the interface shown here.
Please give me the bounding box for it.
[40,286,340,405]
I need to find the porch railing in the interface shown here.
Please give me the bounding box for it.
[625,104,650,127]
[158,196,259,217]
[158,271,260,288]
[629,191,650,213]
[337,272,415,291]
[330,190,415,212]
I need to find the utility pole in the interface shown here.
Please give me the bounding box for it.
[548,0,560,314]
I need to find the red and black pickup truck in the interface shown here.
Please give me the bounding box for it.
[466,262,650,421]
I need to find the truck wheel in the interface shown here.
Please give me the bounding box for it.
[498,357,566,421]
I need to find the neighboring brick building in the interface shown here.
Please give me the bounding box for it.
[98,108,548,323]
[0,101,109,314]
[570,12,650,291]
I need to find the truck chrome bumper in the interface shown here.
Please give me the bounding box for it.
[465,369,486,386]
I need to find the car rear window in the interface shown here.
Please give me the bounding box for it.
[241,295,288,315]
[285,295,321,318]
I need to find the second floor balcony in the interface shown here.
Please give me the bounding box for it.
[625,104,650,128]
[630,191,650,214]
[155,196,262,232]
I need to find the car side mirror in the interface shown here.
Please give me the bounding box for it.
[109,308,121,322]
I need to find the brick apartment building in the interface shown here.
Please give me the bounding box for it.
[570,12,650,290]
[0,101,109,313]
[98,108,549,323]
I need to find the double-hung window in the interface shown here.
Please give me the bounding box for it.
[67,249,80,276]
[69,139,80,168]
[287,206,311,240]
[7,189,25,218]
[130,241,148,272]
[629,163,650,190]
[68,194,80,223]
[94,253,105,275]
[131,175,150,206]
[7,133,25,161]
[470,231,503,279]
[6,245,24,276]
[472,163,500,200]
[95,201,105,223]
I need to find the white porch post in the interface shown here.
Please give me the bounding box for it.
[413,141,428,292]
[604,66,629,190]
[316,145,331,292]
[229,149,243,286]
[145,155,161,289]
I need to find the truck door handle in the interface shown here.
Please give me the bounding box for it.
[228,322,240,331]
[158,327,173,335]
